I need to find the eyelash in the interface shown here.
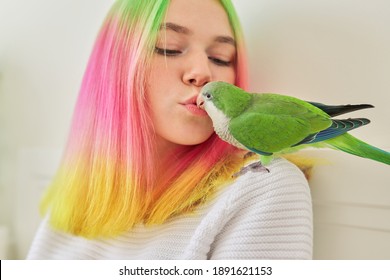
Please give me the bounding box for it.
[210,57,232,67]
[154,47,181,56]
[154,47,232,67]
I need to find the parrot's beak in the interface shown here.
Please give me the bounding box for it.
[196,94,205,109]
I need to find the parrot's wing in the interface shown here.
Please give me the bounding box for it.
[307,102,374,117]
[229,112,327,154]
[293,118,371,146]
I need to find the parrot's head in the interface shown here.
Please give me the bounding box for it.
[197,81,251,119]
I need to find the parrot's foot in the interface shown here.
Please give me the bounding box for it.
[233,161,270,178]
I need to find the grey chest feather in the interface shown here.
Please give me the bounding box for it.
[206,103,246,150]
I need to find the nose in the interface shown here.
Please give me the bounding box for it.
[183,53,211,87]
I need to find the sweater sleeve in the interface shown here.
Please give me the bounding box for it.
[209,159,313,259]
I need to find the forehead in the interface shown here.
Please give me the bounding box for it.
[164,0,234,38]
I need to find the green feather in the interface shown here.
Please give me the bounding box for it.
[325,134,390,165]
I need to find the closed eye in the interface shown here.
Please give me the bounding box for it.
[209,57,232,67]
[155,47,182,56]
[155,47,232,66]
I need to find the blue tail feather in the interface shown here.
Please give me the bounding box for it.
[293,118,370,146]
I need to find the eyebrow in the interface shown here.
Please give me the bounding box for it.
[160,22,236,47]
[214,35,236,47]
[160,22,192,35]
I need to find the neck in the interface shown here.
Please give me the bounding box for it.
[153,136,188,176]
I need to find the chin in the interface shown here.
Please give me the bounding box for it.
[178,133,213,146]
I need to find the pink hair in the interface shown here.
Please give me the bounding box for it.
[41,0,249,238]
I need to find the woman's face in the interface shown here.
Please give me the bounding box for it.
[147,0,236,155]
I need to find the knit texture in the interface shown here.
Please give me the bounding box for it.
[27,158,313,259]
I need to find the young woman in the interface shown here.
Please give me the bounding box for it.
[27,0,313,259]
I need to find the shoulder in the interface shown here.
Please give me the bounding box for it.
[228,157,311,203]
[209,157,313,259]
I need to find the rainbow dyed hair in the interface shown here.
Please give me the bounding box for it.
[41,0,249,238]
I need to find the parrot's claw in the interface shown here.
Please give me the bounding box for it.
[247,161,270,173]
[233,161,270,178]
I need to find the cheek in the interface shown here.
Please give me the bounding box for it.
[146,67,173,116]
[148,55,178,80]
[213,66,236,84]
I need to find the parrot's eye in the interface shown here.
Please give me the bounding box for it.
[205,93,212,100]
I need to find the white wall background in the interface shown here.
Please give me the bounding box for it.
[0,0,389,259]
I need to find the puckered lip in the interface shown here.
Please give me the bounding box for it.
[180,95,199,106]
[179,94,208,116]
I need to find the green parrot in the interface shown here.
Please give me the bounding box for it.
[196,81,390,173]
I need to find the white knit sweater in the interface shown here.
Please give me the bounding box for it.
[27,158,313,259]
